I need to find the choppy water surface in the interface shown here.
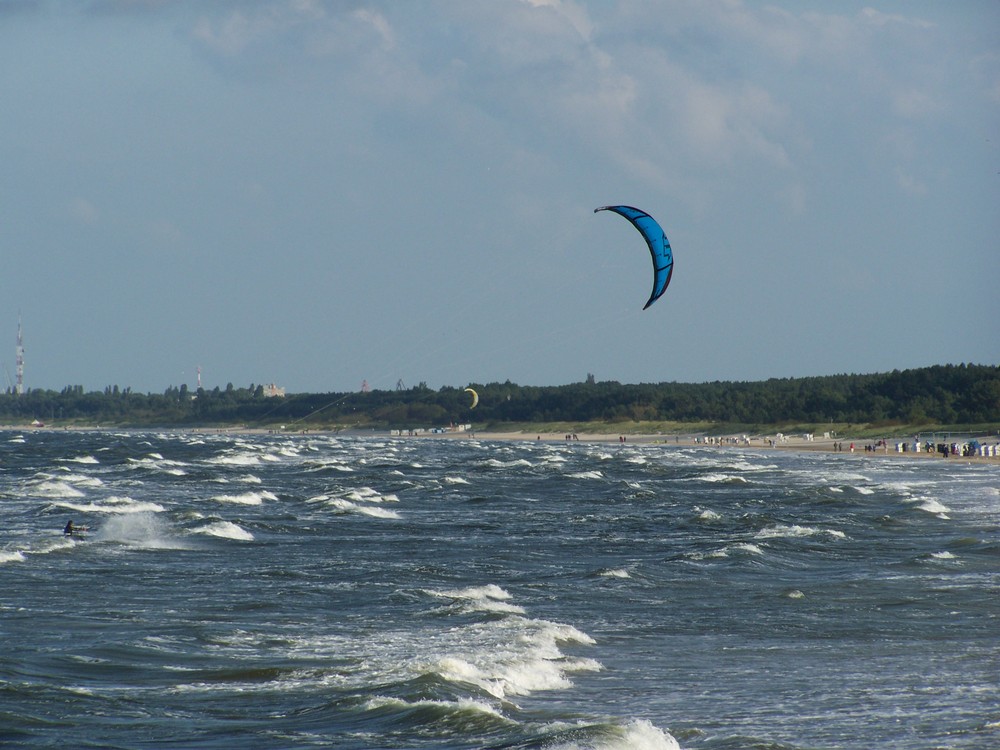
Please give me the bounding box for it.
[2,430,998,749]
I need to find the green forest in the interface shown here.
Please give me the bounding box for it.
[1,364,998,433]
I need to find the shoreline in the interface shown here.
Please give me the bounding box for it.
[410,430,1000,462]
[5,423,999,463]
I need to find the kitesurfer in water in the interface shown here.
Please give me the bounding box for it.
[64,519,75,535]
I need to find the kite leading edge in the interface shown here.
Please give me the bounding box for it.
[595,205,674,310]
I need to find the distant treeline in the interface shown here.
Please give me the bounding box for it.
[2,364,998,429]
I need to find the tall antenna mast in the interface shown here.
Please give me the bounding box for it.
[15,312,24,396]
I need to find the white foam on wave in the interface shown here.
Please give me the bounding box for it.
[327,498,402,520]
[419,615,599,701]
[484,458,533,469]
[425,584,527,616]
[695,507,722,521]
[55,472,105,488]
[546,719,680,750]
[568,470,604,480]
[51,496,166,514]
[598,568,631,579]
[210,490,277,506]
[28,480,86,499]
[63,455,100,465]
[930,551,956,560]
[207,453,261,467]
[363,695,509,721]
[192,521,254,541]
[344,487,398,503]
[0,550,26,564]
[444,476,470,485]
[306,459,355,473]
[755,524,845,540]
[698,473,748,484]
[433,583,511,602]
[127,455,189,475]
[698,542,765,559]
[906,496,951,518]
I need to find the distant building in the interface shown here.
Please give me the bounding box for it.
[262,383,285,398]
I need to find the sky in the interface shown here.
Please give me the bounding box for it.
[2,0,998,395]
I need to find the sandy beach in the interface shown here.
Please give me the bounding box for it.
[403,428,1000,462]
[7,423,999,462]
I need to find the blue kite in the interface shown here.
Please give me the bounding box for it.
[595,205,674,310]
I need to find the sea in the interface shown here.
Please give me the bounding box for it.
[1,429,998,750]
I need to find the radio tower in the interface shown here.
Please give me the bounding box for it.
[15,313,24,396]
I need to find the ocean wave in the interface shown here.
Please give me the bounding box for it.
[49,497,166,514]
[0,549,26,564]
[209,491,277,505]
[62,455,100,464]
[906,496,951,517]
[543,718,680,750]
[192,521,254,541]
[326,498,402,519]
[361,695,514,731]
[597,568,631,579]
[698,473,748,484]
[54,472,105,488]
[755,524,846,540]
[207,453,262,467]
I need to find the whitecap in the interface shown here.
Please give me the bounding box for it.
[909,497,951,517]
[544,719,680,750]
[29,481,85,499]
[699,473,748,484]
[193,521,254,541]
[598,568,631,579]
[756,524,844,540]
[64,455,100,465]
[327,499,401,520]
[353,506,402,520]
[362,695,508,721]
[433,584,512,602]
[568,470,603,480]
[51,498,165,514]
[207,453,261,467]
[444,476,471,485]
[930,551,956,560]
[210,491,277,506]
[57,473,105,488]
[0,550,26,564]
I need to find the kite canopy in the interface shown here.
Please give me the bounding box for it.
[464,387,479,409]
[595,205,674,310]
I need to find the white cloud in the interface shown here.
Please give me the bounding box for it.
[859,7,934,30]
